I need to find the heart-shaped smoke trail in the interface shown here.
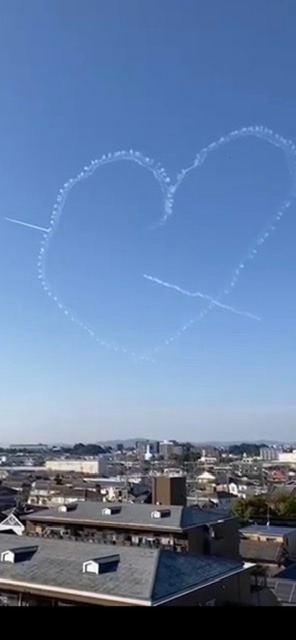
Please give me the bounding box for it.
[36,126,296,360]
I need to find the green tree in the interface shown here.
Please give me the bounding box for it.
[231,495,269,522]
[272,493,296,517]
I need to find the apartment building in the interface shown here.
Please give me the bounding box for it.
[0,533,271,607]
[45,457,108,476]
[24,501,240,559]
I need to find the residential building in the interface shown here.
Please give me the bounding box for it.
[9,444,48,452]
[187,490,236,511]
[24,501,240,559]
[0,533,277,606]
[0,486,19,511]
[200,449,219,465]
[152,475,186,507]
[27,480,102,507]
[278,450,296,464]
[44,457,108,476]
[260,447,279,462]
[240,525,296,574]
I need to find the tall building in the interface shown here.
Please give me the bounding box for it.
[159,441,175,460]
[260,447,279,461]
[152,475,187,507]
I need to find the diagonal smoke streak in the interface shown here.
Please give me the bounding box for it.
[143,274,261,322]
[4,217,49,233]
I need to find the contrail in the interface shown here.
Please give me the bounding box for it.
[143,274,261,322]
[4,217,49,233]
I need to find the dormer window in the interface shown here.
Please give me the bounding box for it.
[151,509,171,519]
[58,503,78,513]
[1,546,38,564]
[82,554,120,575]
[101,506,121,516]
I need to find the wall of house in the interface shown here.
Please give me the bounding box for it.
[210,517,240,559]
[187,517,240,560]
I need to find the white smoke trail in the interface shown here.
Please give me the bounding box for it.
[145,126,296,354]
[143,274,261,321]
[11,125,296,360]
[4,217,49,233]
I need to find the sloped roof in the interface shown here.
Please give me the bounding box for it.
[240,539,283,563]
[24,501,235,531]
[0,533,244,605]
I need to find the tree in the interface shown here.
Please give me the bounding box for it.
[231,495,269,522]
[272,493,296,517]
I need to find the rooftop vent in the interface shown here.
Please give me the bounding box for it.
[101,506,121,516]
[1,545,38,564]
[58,503,78,513]
[82,554,120,575]
[151,509,171,519]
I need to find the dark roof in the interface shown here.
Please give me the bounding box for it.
[241,524,296,537]
[276,564,296,580]
[216,491,234,499]
[240,539,283,564]
[267,577,296,605]
[24,501,235,531]
[0,487,18,496]
[0,533,244,605]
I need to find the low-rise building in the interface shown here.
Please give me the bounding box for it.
[24,501,240,559]
[240,525,296,574]
[44,457,108,476]
[0,533,274,606]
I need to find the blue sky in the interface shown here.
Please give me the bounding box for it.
[1,0,296,442]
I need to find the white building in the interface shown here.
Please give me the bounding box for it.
[196,471,216,485]
[45,457,108,476]
[260,447,279,461]
[278,450,296,465]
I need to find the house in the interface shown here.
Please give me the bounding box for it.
[240,524,296,573]
[0,533,276,606]
[0,486,19,511]
[27,480,101,507]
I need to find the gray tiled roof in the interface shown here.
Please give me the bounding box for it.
[241,524,296,536]
[240,539,283,563]
[152,552,243,602]
[0,534,243,604]
[25,501,234,531]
